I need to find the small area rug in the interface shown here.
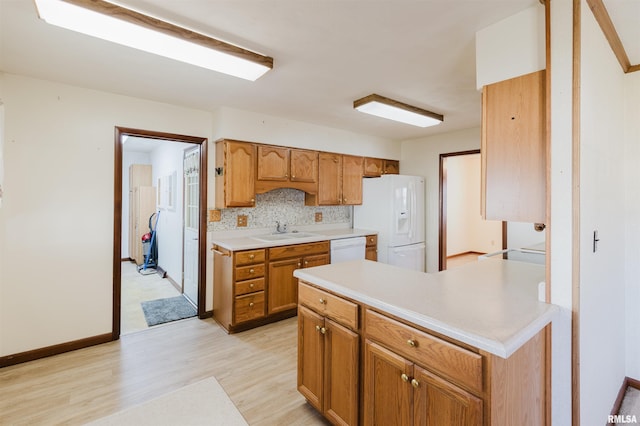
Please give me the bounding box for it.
[141,296,197,327]
[85,377,248,426]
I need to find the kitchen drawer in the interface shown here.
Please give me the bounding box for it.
[235,249,265,266]
[365,309,483,394]
[235,264,265,281]
[365,234,377,247]
[235,292,265,323]
[269,241,330,261]
[235,277,265,296]
[299,282,358,330]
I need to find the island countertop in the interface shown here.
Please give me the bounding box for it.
[293,258,558,358]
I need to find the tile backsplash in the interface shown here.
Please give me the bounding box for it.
[209,188,351,232]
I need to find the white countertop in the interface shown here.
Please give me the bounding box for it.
[210,227,376,251]
[293,258,558,358]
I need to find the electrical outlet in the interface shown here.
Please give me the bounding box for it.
[208,209,221,222]
[237,214,248,227]
[315,212,323,222]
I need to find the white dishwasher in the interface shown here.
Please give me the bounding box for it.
[330,237,366,264]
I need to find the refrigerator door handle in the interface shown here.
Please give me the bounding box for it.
[409,181,416,240]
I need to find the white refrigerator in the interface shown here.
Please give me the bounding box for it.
[354,174,426,272]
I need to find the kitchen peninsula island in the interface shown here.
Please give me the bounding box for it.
[293,258,558,426]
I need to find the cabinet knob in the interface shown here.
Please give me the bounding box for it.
[407,339,417,347]
[319,298,326,305]
[292,175,296,179]
[249,283,254,288]
[304,260,309,266]
[249,254,255,260]
[297,262,301,267]
[320,327,326,335]
[251,198,255,203]
[249,268,255,274]
[249,302,254,307]
[401,373,410,383]
[411,379,420,388]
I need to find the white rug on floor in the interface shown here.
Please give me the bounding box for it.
[85,377,248,426]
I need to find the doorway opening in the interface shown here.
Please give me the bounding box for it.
[439,150,505,271]
[113,127,207,339]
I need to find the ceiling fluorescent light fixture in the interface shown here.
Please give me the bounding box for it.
[354,94,443,127]
[33,0,273,81]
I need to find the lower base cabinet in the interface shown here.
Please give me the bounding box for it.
[364,340,482,425]
[297,280,547,426]
[298,286,360,426]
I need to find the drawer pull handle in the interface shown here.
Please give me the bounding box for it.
[249,268,255,274]
[304,260,308,265]
[315,325,326,334]
[319,298,326,305]
[411,379,420,388]
[249,302,254,307]
[401,373,410,383]
[249,254,255,260]
[407,339,417,347]
[249,283,254,288]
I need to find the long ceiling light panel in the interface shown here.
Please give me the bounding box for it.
[354,94,443,127]
[34,0,273,81]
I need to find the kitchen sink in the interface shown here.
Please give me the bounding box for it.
[252,232,320,242]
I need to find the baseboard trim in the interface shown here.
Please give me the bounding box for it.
[164,273,181,293]
[201,310,213,319]
[0,332,113,368]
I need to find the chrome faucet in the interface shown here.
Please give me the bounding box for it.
[275,221,288,234]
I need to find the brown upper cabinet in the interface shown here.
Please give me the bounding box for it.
[256,145,318,194]
[363,157,384,177]
[481,70,546,224]
[306,153,363,206]
[383,159,400,175]
[364,157,400,177]
[215,140,256,208]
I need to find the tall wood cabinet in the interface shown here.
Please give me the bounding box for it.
[128,164,155,265]
[481,70,546,223]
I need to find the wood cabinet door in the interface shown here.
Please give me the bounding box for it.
[365,246,377,261]
[363,157,383,177]
[257,145,289,181]
[413,366,482,426]
[482,70,546,223]
[342,155,364,205]
[364,341,413,426]
[303,253,330,268]
[225,141,256,207]
[298,306,325,412]
[268,258,300,314]
[383,159,400,175]
[324,318,359,426]
[290,149,318,183]
[317,152,342,205]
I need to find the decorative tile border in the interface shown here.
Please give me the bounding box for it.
[209,188,350,232]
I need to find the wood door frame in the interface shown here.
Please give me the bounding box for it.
[113,127,208,340]
[438,149,506,271]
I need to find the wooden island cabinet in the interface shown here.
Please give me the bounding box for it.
[294,259,554,426]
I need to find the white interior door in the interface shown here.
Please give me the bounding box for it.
[183,148,199,305]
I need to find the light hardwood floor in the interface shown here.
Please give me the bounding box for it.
[0,317,329,426]
[121,261,186,334]
[445,252,483,269]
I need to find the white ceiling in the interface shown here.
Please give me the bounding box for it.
[0,1,637,142]
[603,0,640,64]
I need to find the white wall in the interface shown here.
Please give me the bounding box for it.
[401,127,481,272]
[624,71,640,380]
[476,4,545,89]
[445,154,501,256]
[151,141,192,284]
[579,3,627,422]
[121,150,151,256]
[0,74,213,356]
[212,106,398,159]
